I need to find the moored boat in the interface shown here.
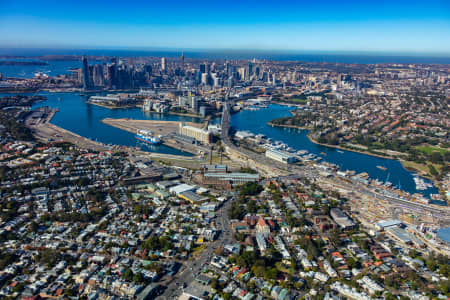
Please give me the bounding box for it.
[135,129,161,144]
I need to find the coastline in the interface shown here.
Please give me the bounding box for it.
[305,131,442,192]
[268,121,441,189]
[268,121,393,159]
[267,121,309,130]
[87,101,207,119]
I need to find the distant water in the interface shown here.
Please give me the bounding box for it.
[0,47,449,67]
[0,58,103,78]
[437,227,450,243]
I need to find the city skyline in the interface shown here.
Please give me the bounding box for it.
[1,0,450,54]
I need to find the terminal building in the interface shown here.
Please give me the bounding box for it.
[265,149,297,164]
[178,123,212,144]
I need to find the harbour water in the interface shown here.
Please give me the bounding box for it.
[0,91,440,202]
[27,91,197,156]
[229,104,441,201]
[0,53,444,203]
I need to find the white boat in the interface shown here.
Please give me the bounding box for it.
[135,129,161,144]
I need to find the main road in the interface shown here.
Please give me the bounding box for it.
[157,197,233,299]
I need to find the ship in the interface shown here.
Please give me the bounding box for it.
[337,150,344,154]
[135,129,161,144]
[376,165,387,171]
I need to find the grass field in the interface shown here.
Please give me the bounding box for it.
[286,98,307,104]
[401,160,442,176]
[416,145,449,155]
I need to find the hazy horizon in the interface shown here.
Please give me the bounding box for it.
[1,0,449,54]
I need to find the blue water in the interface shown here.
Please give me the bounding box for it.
[19,91,195,156]
[0,58,103,78]
[0,92,440,202]
[229,104,440,201]
[0,53,445,203]
[1,48,450,70]
[437,227,450,243]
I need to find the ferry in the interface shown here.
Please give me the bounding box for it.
[376,165,387,171]
[135,129,161,144]
[337,150,344,154]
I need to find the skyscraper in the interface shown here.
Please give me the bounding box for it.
[199,63,206,74]
[93,64,104,87]
[106,59,117,89]
[81,55,91,90]
[161,57,166,71]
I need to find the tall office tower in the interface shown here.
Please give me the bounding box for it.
[225,61,231,77]
[81,55,91,90]
[205,62,210,74]
[337,74,343,87]
[238,67,246,81]
[191,96,199,112]
[213,76,220,87]
[106,63,116,89]
[199,63,206,74]
[93,64,104,87]
[161,57,166,71]
[181,52,185,67]
[201,73,209,85]
[144,65,152,76]
[255,66,260,79]
[262,71,268,82]
[248,61,253,79]
[227,76,234,88]
[272,74,276,85]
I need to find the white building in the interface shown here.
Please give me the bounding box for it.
[265,149,297,164]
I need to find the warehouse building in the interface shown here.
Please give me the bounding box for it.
[265,149,297,164]
[330,208,355,229]
[179,190,208,204]
[178,123,212,144]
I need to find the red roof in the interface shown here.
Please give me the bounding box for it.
[257,217,268,227]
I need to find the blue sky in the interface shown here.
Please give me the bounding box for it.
[1,0,449,54]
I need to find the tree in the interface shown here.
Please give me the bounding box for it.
[122,268,134,281]
[239,182,263,197]
[133,272,145,284]
[430,151,442,163]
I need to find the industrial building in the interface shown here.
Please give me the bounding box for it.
[330,208,355,229]
[179,191,208,204]
[265,149,297,164]
[178,123,212,144]
[198,172,259,189]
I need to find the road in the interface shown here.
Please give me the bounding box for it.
[221,102,291,174]
[156,197,234,299]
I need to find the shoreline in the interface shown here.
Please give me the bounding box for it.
[268,121,394,159]
[268,121,442,191]
[101,118,201,155]
[267,122,309,130]
[87,101,207,119]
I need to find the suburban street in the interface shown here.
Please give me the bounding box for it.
[157,197,234,299]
